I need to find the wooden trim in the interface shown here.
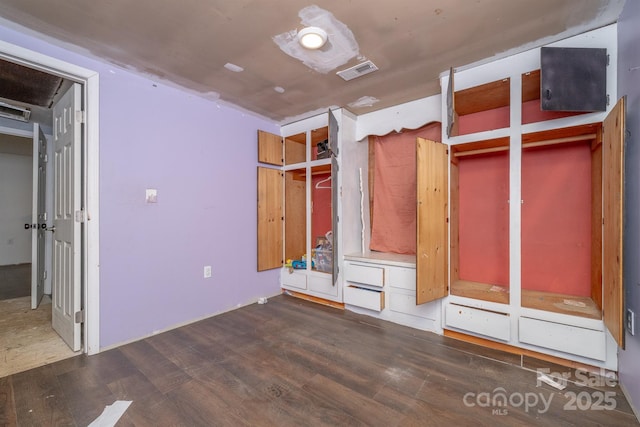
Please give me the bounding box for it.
[522,134,597,149]
[443,329,610,375]
[454,78,510,116]
[283,289,345,310]
[522,123,601,144]
[451,280,601,320]
[451,137,510,154]
[293,164,331,180]
[591,138,603,310]
[522,69,541,103]
[454,146,509,157]
[453,134,597,158]
[450,159,460,285]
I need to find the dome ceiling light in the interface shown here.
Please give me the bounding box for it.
[273,5,359,74]
[297,26,328,50]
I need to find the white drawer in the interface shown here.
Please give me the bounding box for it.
[281,270,307,290]
[344,286,385,312]
[445,303,511,341]
[519,317,606,361]
[389,292,438,320]
[387,267,416,290]
[344,262,384,287]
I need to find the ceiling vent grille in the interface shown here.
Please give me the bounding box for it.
[336,60,378,81]
[0,101,31,122]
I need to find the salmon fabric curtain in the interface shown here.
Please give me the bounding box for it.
[370,123,441,254]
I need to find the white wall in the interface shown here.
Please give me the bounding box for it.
[0,151,32,265]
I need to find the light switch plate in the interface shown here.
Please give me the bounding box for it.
[145,189,157,203]
[627,309,635,336]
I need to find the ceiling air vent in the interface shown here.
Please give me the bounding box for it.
[336,60,378,81]
[0,100,31,122]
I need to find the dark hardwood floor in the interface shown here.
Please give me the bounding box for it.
[0,264,30,301]
[0,294,637,426]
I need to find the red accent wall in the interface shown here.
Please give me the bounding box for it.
[458,152,510,286]
[458,106,510,135]
[370,123,442,254]
[521,143,591,296]
[311,172,332,246]
[458,143,591,295]
[457,100,584,135]
[522,99,582,124]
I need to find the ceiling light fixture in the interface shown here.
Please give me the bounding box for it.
[298,27,328,50]
[224,62,244,72]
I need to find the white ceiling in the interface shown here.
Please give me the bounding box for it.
[0,0,626,123]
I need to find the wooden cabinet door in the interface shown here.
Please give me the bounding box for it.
[257,167,283,271]
[416,138,449,304]
[603,96,626,348]
[258,130,283,166]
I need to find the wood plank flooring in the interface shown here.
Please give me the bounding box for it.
[1,294,637,426]
[0,296,79,378]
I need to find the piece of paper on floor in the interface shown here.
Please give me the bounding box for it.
[537,373,567,390]
[87,400,132,427]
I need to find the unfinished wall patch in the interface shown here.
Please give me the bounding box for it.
[348,96,380,108]
[273,5,359,74]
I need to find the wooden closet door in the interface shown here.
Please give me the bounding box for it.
[416,138,449,304]
[257,167,283,271]
[603,96,626,349]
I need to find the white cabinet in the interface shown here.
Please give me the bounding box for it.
[427,25,621,370]
[343,253,442,333]
[258,109,360,303]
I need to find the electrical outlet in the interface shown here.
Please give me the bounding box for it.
[627,309,635,336]
[203,266,212,278]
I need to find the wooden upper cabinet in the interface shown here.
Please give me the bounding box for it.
[602,96,626,349]
[257,167,283,271]
[416,138,449,304]
[258,130,283,166]
[285,132,307,165]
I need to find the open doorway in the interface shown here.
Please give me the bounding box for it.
[0,133,33,303]
[0,66,81,376]
[0,40,100,376]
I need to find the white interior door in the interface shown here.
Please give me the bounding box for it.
[52,83,82,351]
[31,124,47,309]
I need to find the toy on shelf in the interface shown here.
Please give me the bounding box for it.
[291,254,314,270]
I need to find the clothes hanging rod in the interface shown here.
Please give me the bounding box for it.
[453,133,597,157]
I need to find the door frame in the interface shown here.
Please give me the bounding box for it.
[0,39,100,355]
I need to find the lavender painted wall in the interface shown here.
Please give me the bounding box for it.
[618,0,640,416]
[0,22,281,348]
